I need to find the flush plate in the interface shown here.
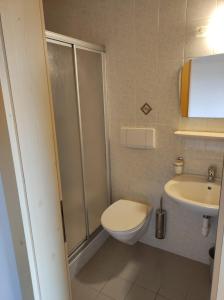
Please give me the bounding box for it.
[121,127,156,149]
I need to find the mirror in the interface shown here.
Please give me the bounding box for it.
[180,54,224,118]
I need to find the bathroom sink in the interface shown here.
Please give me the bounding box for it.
[164,175,221,216]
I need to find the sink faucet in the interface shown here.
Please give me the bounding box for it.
[208,166,216,182]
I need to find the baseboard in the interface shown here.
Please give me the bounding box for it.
[69,230,109,279]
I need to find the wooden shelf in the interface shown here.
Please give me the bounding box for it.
[174,130,224,140]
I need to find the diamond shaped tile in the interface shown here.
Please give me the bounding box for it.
[141,103,152,115]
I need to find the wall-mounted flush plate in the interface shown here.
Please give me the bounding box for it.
[121,127,156,149]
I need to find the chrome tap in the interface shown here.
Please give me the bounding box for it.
[208,166,216,182]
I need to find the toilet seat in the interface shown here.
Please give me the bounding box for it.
[101,199,151,232]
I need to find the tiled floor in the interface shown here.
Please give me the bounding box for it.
[72,238,211,300]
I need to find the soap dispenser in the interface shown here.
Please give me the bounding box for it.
[174,156,184,175]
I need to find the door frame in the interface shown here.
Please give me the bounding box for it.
[0,1,71,299]
[211,162,224,299]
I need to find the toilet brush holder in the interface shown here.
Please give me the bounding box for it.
[155,197,166,239]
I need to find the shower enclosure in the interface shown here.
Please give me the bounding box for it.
[46,31,110,258]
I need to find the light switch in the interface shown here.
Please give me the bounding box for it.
[121,127,156,149]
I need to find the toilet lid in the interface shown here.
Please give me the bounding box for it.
[101,199,151,232]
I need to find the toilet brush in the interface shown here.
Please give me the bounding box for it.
[155,197,166,239]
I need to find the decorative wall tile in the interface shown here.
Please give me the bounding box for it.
[140,103,152,115]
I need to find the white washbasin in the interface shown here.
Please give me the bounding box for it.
[164,174,221,216]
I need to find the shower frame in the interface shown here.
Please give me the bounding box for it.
[46,31,111,261]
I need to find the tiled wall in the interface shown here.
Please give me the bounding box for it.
[43,0,224,263]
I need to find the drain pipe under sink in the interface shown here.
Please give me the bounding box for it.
[202,215,211,237]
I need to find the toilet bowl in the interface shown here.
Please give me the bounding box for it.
[101,199,153,245]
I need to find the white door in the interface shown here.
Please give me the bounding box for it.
[0,0,71,299]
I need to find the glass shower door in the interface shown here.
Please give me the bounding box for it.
[46,32,109,257]
[47,41,87,254]
[76,49,109,234]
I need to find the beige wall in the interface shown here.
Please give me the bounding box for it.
[43,0,224,263]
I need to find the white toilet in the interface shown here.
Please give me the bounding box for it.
[101,199,153,245]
